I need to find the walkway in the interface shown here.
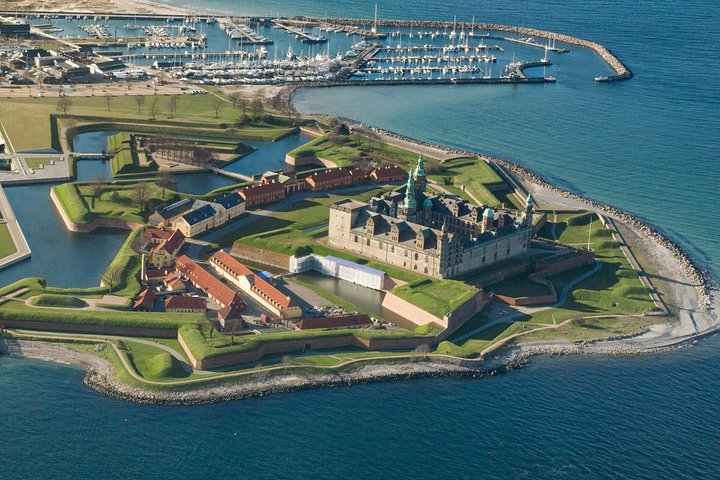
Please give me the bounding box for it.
[0,184,31,270]
[452,261,603,343]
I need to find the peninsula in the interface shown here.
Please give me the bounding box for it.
[0,5,716,405]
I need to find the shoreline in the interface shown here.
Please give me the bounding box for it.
[1,336,696,406]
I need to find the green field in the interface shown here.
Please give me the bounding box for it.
[108,132,158,176]
[120,341,190,381]
[439,211,659,357]
[0,224,16,258]
[53,179,178,225]
[30,294,88,308]
[428,157,513,207]
[392,279,479,318]
[0,94,299,152]
[287,133,438,168]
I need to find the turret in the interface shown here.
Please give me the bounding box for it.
[524,192,534,227]
[481,208,494,233]
[413,154,427,194]
[400,172,417,221]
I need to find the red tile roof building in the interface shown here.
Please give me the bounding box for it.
[209,251,302,319]
[370,165,406,183]
[165,296,207,313]
[174,255,246,311]
[238,181,286,207]
[305,168,354,191]
[133,289,156,311]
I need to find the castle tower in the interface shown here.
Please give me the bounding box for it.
[399,172,417,221]
[414,154,427,195]
[481,208,494,233]
[524,192,534,227]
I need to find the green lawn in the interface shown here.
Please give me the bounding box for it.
[0,94,298,152]
[392,278,479,318]
[0,224,16,258]
[120,341,190,381]
[54,179,180,225]
[109,132,158,176]
[287,133,438,168]
[30,294,88,308]
[490,275,551,298]
[429,157,508,207]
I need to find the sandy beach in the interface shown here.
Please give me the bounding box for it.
[0,0,194,15]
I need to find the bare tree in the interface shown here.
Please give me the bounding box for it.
[104,264,121,295]
[157,170,174,199]
[212,98,224,119]
[132,181,150,213]
[134,95,146,114]
[149,97,160,120]
[168,95,179,118]
[412,343,431,361]
[238,97,248,115]
[104,93,112,112]
[92,174,106,202]
[228,92,240,109]
[251,96,264,119]
[282,355,292,371]
[56,96,73,114]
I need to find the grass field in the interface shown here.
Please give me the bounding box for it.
[0,94,298,152]
[30,294,88,308]
[428,157,511,207]
[438,211,659,357]
[54,179,178,225]
[287,133,438,168]
[0,224,17,258]
[120,341,190,381]
[392,279,479,318]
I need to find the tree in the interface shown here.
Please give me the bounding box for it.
[104,93,112,112]
[251,96,264,119]
[92,174,106,201]
[149,97,159,120]
[157,170,174,199]
[238,97,248,115]
[132,181,150,213]
[56,96,73,114]
[104,264,121,295]
[168,95,179,118]
[192,146,213,167]
[228,92,240,109]
[134,95,146,114]
[212,98,224,119]
[412,343,431,361]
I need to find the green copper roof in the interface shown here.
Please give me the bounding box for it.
[404,173,416,209]
[423,197,433,207]
[526,192,534,206]
[483,208,495,218]
[414,154,426,177]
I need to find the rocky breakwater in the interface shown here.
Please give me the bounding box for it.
[301,17,632,81]
[84,359,491,406]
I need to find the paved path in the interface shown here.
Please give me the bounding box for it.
[452,261,603,343]
[0,184,31,270]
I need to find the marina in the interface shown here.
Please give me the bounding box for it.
[0,11,631,87]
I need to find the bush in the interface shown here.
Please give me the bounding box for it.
[236,115,251,126]
[335,123,350,135]
[294,245,313,258]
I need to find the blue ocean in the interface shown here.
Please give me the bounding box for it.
[2,1,719,478]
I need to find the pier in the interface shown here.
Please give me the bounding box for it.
[319,23,387,39]
[502,36,569,53]
[218,18,273,45]
[272,21,327,43]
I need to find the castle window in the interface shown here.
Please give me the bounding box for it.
[354,235,358,242]
[391,246,395,253]
[414,253,419,260]
[366,238,370,246]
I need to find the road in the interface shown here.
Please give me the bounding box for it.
[0,184,31,270]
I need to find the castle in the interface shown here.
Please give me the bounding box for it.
[328,155,534,279]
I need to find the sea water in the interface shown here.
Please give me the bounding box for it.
[2,0,719,477]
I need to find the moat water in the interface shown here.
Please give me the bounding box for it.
[2,0,720,478]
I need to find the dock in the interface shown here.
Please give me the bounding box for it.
[502,36,569,53]
[272,21,327,43]
[320,23,387,39]
[218,18,273,45]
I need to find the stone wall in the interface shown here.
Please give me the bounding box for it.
[231,244,290,270]
[284,154,337,168]
[381,293,447,328]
